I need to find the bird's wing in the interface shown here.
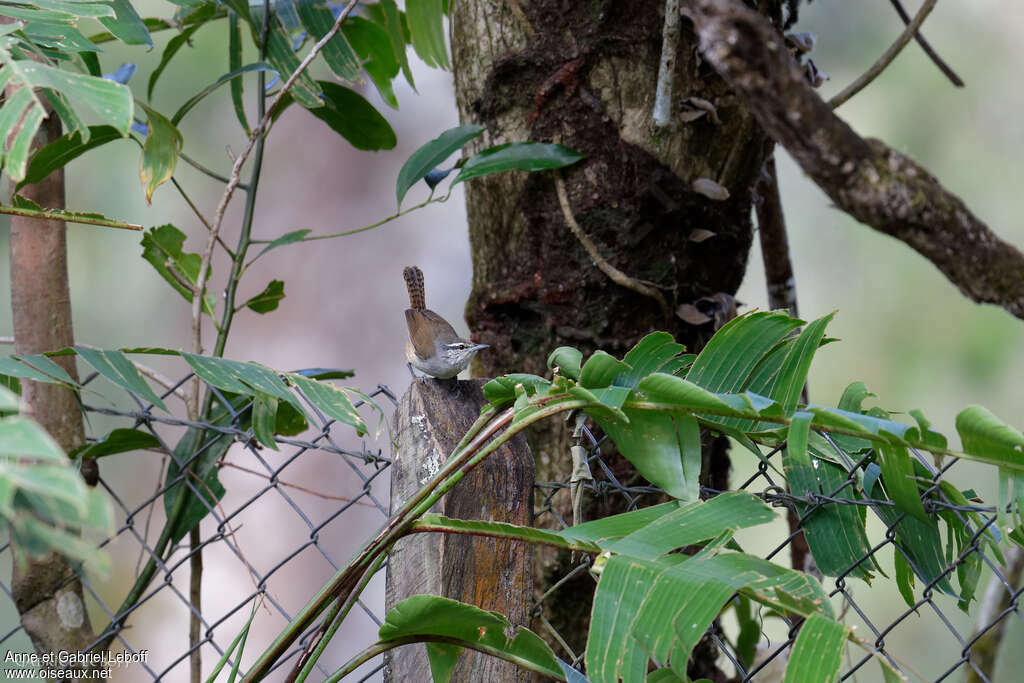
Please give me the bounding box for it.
[405,308,458,360]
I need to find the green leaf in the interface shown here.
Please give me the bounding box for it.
[252,392,279,450]
[253,229,311,261]
[0,6,75,23]
[163,425,228,544]
[783,613,846,683]
[635,373,738,416]
[3,195,142,230]
[453,142,584,186]
[0,415,67,462]
[264,23,321,108]
[24,0,115,19]
[377,0,414,88]
[0,385,18,411]
[686,552,834,618]
[138,103,182,204]
[287,374,367,435]
[379,596,562,679]
[23,23,100,52]
[140,224,216,315]
[893,551,915,607]
[481,373,551,406]
[875,504,954,597]
[425,642,461,683]
[956,406,1024,471]
[783,412,877,580]
[605,492,775,559]
[772,312,834,415]
[75,346,169,412]
[97,0,152,46]
[341,16,400,108]
[878,444,929,523]
[396,123,484,206]
[0,357,68,385]
[244,279,285,314]
[39,87,88,142]
[415,514,601,554]
[733,595,759,670]
[617,332,689,388]
[227,10,249,133]
[18,125,123,189]
[686,311,803,392]
[559,502,681,546]
[206,598,260,683]
[644,567,735,677]
[0,56,132,180]
[11,354,75,385]
[148,23,205,99]
[70,428,160,460]
[547,346,583,381]
[305,82,396,151]
[593,407,696,501]
[909,409,947,451]
[183,354,312,423]
[586,555,664,682]
[838,381,874,412]
[405,0,448,68]
[579,351,631,389]
[296,1,360,81]
[171,63,273,126]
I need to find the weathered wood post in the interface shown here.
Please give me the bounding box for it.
[385,379,535,682]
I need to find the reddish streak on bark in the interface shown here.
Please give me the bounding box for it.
[526,57,585,126]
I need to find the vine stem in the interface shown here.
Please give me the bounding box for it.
[242,400,589,681]
[828,0,938,109]
[190,0,361,363]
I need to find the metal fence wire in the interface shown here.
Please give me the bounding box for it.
[1,370,397,681]
[534,424,1024,683]
[1,374,1022,682]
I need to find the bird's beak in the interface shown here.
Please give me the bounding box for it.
[472,344,490,352]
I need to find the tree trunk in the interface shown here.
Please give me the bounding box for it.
[9,111,99,674]
[451,0,784,672]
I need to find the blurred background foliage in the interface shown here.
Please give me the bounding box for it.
[2,1,1023,679]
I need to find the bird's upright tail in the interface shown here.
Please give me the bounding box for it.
[403,266,425,310]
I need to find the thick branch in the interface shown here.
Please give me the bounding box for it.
[685,0,1024,319]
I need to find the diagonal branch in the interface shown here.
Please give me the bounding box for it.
[684,0,1024,320]
[829,0,938,109]
[888,0,964,88]
[191,0,361,359]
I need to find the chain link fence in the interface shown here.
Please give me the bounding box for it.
[2,370,397,681]
[533,423,1024,682]
[2,373,1022,681]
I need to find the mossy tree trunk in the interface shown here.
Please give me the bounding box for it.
[451,0,784,675]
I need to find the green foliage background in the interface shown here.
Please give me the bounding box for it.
[1,1,1023,680]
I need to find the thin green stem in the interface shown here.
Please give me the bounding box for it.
[243,192,451,269]
[293,554,388,682]
[243,400,588,681]
[0,204,141,230]
[326,635,567,683]
[170,177,236,259]
[180,150,248,190]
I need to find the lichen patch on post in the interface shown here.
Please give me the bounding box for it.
[419,447,441,485]
[56,589,85,629]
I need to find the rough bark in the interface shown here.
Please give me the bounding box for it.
[9,111,99,673]
[688,0,1024,320]
[451,0,784,673]
[385,379,534,682]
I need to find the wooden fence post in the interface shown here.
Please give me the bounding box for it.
[385,379,534,682]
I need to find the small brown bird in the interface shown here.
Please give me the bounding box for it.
[403,266,488,379]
